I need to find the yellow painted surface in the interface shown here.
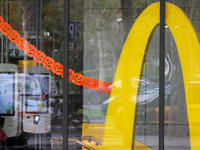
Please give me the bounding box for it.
[102,2,160,150]
[166,3,200,149]
[82,123,153,150]
[82,139,102,150]
[18,60,36,73]
[134,141,153,150]
[102,2,200,150]
[82,123,105,142]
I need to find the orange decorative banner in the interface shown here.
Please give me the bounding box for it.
[0,16,112,94]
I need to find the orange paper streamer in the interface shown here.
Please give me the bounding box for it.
[0,16,113,94]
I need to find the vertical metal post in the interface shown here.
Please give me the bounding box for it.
[39,134,42,150]
[63,0,69,149]
[1,0,5,63]
[36,0,39,51]
[5,0,9,63]
[35,134,37,150]
[159,0,165,150]
[40,0,42,52]
[33,0,36,38]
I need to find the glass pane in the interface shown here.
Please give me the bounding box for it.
[164,27,190,149]
[136,26,159,150]
[165,0,200,149]
[0,0,64,149]
[69,0,159,149]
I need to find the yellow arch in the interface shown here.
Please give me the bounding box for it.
[102,2,200,150]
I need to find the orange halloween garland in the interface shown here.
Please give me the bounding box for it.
[0,16,112,94]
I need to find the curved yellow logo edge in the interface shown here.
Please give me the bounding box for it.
[103,2,200,150]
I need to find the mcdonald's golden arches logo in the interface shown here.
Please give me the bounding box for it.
[103,2,200,150]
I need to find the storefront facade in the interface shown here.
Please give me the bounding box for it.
[0,0,199,149]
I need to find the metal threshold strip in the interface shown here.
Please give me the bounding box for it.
[50,138,95,150]
[81,136,102,145]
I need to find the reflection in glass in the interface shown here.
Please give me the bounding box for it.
[0,0,64,149]
[164,18,190,149]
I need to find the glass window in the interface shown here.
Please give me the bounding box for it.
[164,0,200,149]
[0,0,199,149]
[0,0,64,149]
[69,0,159,149]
